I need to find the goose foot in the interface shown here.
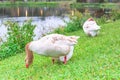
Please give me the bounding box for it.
[64,56,67,64]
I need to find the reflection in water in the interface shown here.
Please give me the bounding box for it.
[25,9,28,17]
[0,6,113,18]
[0,16,70,45]
[40,9,43,16]
[0,7,70,17]
[17,7,20,17]
[77,8,106,18]
[71,10,75,16]
[55,10,58,14]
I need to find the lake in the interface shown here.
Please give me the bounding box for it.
[0,6,116,44]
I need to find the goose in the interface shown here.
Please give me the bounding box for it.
[25,34,79,68]
[58,46,74,63]
[83,18,101,37]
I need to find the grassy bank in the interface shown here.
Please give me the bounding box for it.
[0,1,58,7]
[0,20,120,79]
[71,3,120,9]
[0,1,120,8]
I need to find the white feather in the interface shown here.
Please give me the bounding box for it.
[83,18,101,37]
[59,46,74,62]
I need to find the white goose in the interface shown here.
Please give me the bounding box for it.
[25,34,79,68]
[83,18,101,37]
[58,46,74,62]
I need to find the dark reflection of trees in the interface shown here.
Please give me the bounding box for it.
[77,0,104,3]
[0,8,6,17]
[84,0,120,3]
[0,7,112,18]
[0,7,70,17]
[77,8,105,18]
[94,9,104,18]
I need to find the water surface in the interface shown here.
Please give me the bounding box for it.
[0,6,116,44]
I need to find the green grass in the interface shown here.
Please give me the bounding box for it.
[0,20,120,80]
[0,2,120,9]
[71,3,120,9]
[0,1,58,7]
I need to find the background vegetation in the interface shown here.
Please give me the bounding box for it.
[0,20,35,60]
[0,1,58,7]
[0,0,120,7]
[71,3,120,9]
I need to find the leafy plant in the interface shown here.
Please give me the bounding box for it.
[54,26,65,34]
[95,9,120,24]
[0,42,21,60]
[64,10,83,32]
[111,9,120,21]
[54,10,91,34]
[95,15,107,24]
[0,19,35,60]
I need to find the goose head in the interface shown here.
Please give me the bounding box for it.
[25,42,34,68]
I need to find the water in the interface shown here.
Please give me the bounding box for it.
[0,16,70,44]
[0,6,115,44]
[0,6,70,17]
[0,6,71,44]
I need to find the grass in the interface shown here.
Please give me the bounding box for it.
[71,3,120,9]
[0,1,58,7]
[0,1,120,9]
[0,20,120,80]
